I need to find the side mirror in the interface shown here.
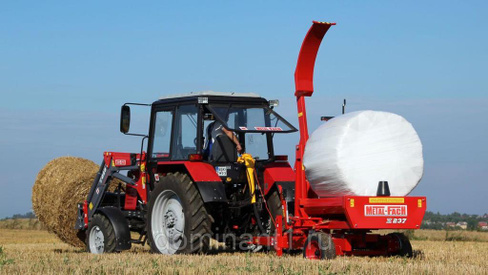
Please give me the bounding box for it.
[120,105,131,134]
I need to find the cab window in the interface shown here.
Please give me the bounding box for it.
[152,110,173,158]
[172,105,198,160]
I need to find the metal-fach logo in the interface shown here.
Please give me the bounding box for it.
[364,205,408,217]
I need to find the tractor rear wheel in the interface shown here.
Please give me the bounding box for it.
[303,231,336,260]
[148,172,211,254]
[86,213,116,254]
[388,232,413,257]
[266,188,284,235]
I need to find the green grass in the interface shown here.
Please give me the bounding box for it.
[0,246,14,267]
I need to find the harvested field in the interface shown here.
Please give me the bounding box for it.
[377,229,488,242]
[0,229,487,274]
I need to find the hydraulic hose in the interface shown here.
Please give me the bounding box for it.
[253,203,267,234]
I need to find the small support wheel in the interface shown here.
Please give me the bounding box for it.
[86,213,116,254]
[303,231,336,260]
[388,232,413,257]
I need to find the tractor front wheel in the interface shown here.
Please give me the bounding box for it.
[86,213,116,254]
[148,172,211,254]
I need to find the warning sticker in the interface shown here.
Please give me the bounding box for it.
[254,127,283,131]
[115,159,127,166]
[368,197,404,204]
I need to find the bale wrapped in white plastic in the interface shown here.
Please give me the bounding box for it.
[303,110,423,197]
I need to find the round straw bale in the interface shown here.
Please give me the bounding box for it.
[32,156,99,247]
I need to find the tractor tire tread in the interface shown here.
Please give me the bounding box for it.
[266,188,284,234]
[148,172,211,254]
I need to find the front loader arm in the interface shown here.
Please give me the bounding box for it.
[74,152,142,230]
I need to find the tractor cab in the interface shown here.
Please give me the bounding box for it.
[147,91,296,164]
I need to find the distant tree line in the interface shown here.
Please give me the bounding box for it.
[422,211,487,231]
[1,211,36,220]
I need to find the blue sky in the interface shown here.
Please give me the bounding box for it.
[0,1,487,218]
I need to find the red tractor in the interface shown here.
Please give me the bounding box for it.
[75,21,426,258]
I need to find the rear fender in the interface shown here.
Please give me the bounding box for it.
[194,181,227,203]
[263,163,295,198]
[156,161,227,203]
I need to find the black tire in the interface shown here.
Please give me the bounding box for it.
[388,232,413,257]
[303,231,336,260]
[86,213,116,254]
[147,172,211,254]
[76,230,86,244]
[266,188,284,235]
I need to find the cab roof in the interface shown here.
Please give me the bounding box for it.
[154,91,268,106]
[159,91,261,100]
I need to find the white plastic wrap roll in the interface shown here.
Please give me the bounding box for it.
[303,110,424,197]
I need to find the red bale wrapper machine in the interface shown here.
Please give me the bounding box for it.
[251,21,426,259]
